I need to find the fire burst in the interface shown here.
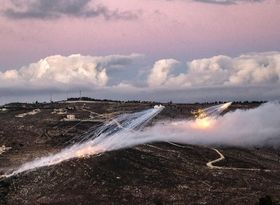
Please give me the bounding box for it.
[194,118,213,129]
[0,103,233,178]
[1,105,165,178]
[192,102,232,129]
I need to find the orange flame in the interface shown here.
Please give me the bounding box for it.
[191,117,214,129]
[75,145,104,158]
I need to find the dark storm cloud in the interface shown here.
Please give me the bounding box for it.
[2,0,138,20]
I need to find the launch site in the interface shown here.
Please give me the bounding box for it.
[0,99,280,204]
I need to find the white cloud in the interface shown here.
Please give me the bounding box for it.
[147,52,280,88]
[0,69,18,80]
[0,53,141,89]
[147,59,179,87]
[226,52,280,85]
[1,51,280,103]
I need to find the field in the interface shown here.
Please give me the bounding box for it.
[0,100,280,204]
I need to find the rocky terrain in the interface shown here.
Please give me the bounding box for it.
[0,100,279,205]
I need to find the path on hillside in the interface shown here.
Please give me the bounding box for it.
[207,148,272,172]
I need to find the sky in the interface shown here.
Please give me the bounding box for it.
[0,0,280,103]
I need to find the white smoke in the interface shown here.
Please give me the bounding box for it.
[139,102,280,147]
[1,105,165,178]
[1,102,280,178]
[90,102,280,149]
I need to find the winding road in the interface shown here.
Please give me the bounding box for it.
[207,148,272,172]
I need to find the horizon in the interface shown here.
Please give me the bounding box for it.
[1,0,280,103]
[0,95,271,106]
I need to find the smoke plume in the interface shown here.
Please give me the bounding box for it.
[140,102,280,147]
[1,102,280,178]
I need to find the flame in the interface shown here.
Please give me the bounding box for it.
[191,102,232,130]
[191,117,214,129]
[219,102,232,111]
[74,145,104,158]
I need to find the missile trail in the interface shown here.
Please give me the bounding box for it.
[1,105,165,178]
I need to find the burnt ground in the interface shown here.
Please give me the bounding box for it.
[0,101,280,205]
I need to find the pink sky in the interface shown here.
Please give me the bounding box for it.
[0,0,280,69]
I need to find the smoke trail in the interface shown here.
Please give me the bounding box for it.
[2,102,280,178]
[1,105,165,178]
[132,102,280,147]
[193,102,232,119]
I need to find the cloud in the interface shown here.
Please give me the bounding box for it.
[2,0,138,20]
[193,0,264,5]
[147,59,179,87]
[0,53,141,90]
[1,51,280,104]
[147,52,280,88]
